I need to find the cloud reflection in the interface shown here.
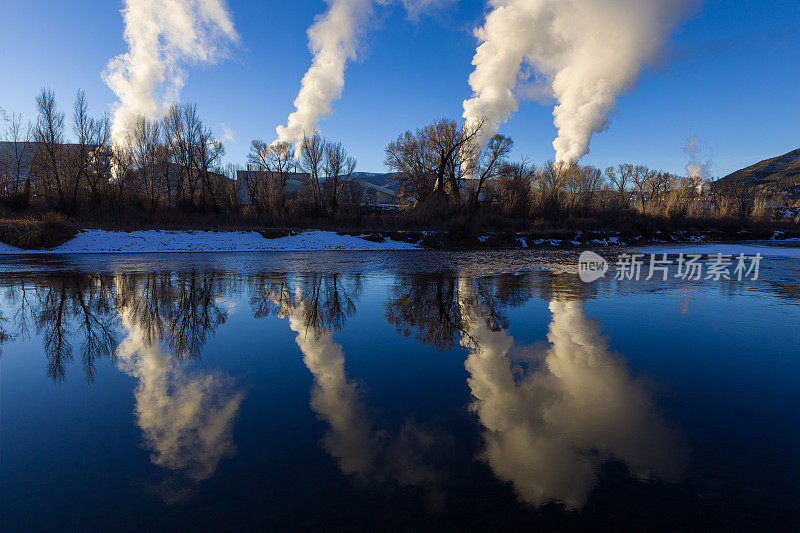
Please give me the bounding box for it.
[270,280,447,506]
[460,279,687,509]
[116,297,243,503]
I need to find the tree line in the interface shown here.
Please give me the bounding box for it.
[1,89,793,226]
[383,117,788,223]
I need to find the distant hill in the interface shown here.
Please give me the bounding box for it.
[716,148,800,196]
[351,172,399,191]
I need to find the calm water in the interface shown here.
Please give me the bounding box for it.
[1,250,799,531]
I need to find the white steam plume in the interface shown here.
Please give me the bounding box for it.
[684,136,711,178]
[103,0,239,145]
[276,285,445,505]
[463,0,691,164]
[274,0,373,159]
[684,136,711,194]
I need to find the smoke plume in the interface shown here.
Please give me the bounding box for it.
[463,0,691,164]
[684,136,712,179]
[274,0,374,158]
[103,0,239,145]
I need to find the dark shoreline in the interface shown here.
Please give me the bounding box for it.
[332,227,800,250]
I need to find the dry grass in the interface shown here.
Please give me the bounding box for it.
[0,213,77,250]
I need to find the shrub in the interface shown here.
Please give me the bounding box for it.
[0,213,77,250]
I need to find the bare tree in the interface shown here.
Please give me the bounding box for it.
[163,103,202,209]
[563,164,604,212]
[32,89,66,209]
[1,112,32,204]
[247,140,294,213]
[300,133,325,210]
[497,162,533,216]
[534,161,567,214]
[322,140,357,214]
[425,118,484,199]
[385,130,433,204]
[67,91,111,208]
[85,116,112,206]
[118,117,169,212]
[464,134,512,212]
[605,164,632,196]
[194,124,225,211]
[385,118,486,206]
[630,164,657,213]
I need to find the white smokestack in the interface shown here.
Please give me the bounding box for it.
[103,0,239,145]
[274,0,373,159]
[463,0,691,164]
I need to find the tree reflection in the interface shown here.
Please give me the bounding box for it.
[385,273,465,351]
[116,271,229,360]
[0,305,11,355]
[1,271,232,383]
[249,272,362,335]
[385,272,535,351]
[115,290,243,504]
[29,274,118,383]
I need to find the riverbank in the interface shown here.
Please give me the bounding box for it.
[1,227,800,254]
[0,229,421,254]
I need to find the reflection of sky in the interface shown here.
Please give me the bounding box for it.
[283,288,445,505]
[460,279,687,508]
[2,259,800,528]
[286,296,376,476]
[116,306,244,503]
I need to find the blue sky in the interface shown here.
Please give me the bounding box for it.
[0,0,797,176]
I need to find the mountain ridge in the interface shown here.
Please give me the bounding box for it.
[717,148,800,195]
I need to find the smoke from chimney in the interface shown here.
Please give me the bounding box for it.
[684,136,711,194]
[462,0,692,164]
[274,0,374,159]
[103,0,239,146]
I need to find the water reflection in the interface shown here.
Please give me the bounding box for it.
[249,272,362,335]
[0,273,118,382]
[385,272,534,351]
[1,263,691,510]
[251,273,447,505]
[458,277,687,509]
[115,272,230,359]
[115,275,244,503]
[382,271,687,508]
[0,271,244,503]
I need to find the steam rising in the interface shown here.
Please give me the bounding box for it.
[463,0,691,163]
[104,0,239,145]
[685,135,710,176]
[459,282,687,508]
[275,0,373,158]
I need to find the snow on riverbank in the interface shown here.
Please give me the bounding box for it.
[0,229,420,254]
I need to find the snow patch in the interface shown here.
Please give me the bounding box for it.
[0,229,420,255]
